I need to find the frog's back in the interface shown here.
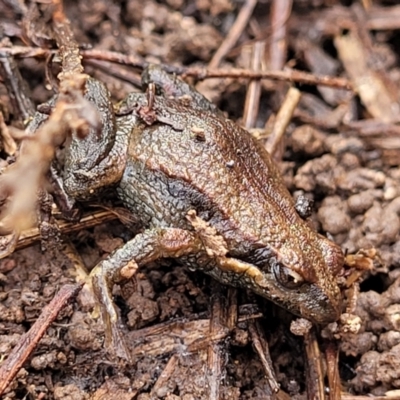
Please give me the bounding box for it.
[117,96,299,256]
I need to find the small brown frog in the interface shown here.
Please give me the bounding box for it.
[54,66,343,358]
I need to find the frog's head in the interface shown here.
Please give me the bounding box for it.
[249,231,344,325]
[62,78,122,201]
[218,229,343,325]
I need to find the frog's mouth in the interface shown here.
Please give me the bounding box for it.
[255,276,342,325]
[296,284,342,325]
[254,279,342,325]
[203,255,342,325]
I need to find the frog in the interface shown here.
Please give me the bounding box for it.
[51,65,344,359]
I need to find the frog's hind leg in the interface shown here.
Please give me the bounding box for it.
[90,228,203,361]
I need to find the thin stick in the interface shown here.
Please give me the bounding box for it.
[0,54,35,121]
[266,86,301,154]
[269,0,292,71]
[15,210,118,250]
[0,46,354,90]
[81,50,353,90]
[0,284,83,396]
[207,283,230,400]
[325,342,341,400]
[150,355,179,397]
[248,320,280,395]
[209,0,258,68]
[243,41,265,129]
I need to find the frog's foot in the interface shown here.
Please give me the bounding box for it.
[91,264,134,362]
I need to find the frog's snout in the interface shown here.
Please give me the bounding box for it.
[300,289,342,325]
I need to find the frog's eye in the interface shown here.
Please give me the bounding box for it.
[272,262,304,289]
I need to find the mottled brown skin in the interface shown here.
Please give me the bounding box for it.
[60,66,343,359]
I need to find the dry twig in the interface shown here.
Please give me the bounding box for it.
[209,0,258,69]
[0,46,354,90]
[0,284,83,396]
[243,41,265,129]
[0,1,97,250]
[248,320,280,395]
[266,86,301,155]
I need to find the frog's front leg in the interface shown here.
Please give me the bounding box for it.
[90,227,204,360]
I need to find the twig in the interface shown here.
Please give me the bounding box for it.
[342,396,398,400]
[177,66,352,90]
[0,46,354,90]
[269,0,292,71]
[304,329,326,400]
[291,320,326,400]
[325,342,341,400]
[126,305,263,358]
[0,52,35,121]
[207,283,230,400]
[0,1,94,241]
[0,46,51,58]
[248,320,280,395]
[84,58,142,87]
[266,86,301,155]
[243,41,265,129]
[52,0,84,81]
[150,355,179,397]
[334,14,400,123]
[209,0,258,68]
[226,288,238,331]
[0,111,17,155]
[0,210,119,257]
[0,284,83,396]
